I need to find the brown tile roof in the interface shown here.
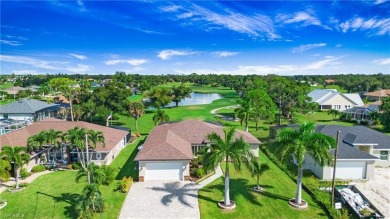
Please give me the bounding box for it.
[364,89,390,98]
[135,120,261,161]
[0,118,128,152]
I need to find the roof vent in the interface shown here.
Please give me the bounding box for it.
[195,134,198,137]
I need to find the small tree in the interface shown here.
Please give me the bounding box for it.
[327,109,340,119]
[129,102,145,130]
[251,160,270,191]
[0,146,30,190]
[171,84,192,107]
[152,109,169,126]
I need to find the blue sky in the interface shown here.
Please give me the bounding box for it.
[1,0,389,75]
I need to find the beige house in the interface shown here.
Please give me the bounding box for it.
[0,118,129,171]
[135,120,260,182]
[364,89,390,101]
[308,89,364,111]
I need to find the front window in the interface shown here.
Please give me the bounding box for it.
[335,105,341,110]
[192,144,205,156]
[380,151,388,161]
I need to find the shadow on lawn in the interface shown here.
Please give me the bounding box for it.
[149,182,198,208]
[202,178,262,207]
[35,191,79,218]
[115,138,144,181]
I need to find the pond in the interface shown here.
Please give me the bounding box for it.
[168,92,222,107]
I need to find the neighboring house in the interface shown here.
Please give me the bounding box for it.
[308,89,364,111]
[345,103,381,122]
[270,125,389,180]
[0,118,130,171]
[0,99,62,121]
[135,120,260,182]
[364,89,390,101]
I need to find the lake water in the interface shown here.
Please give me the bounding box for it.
[168,92,222,107]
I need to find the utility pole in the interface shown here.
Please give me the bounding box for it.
[331,130,341,208]
[85,134,90,185]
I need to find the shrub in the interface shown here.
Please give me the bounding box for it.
[31,165,46,173]
[67,164,73,170]
[100,164,115,185]
[196,168,205,178]
[20,168,30,179]
[12,182,28,189]
[118,177,133,193]
[135,132,141,137]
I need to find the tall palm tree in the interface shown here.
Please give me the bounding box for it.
[234,98,253,132]
[202,128,254,207]
[27,130,48,152]
[0,146,30,190]
[152,109,169,126]
[87,130,105,164]
[66,127,88,168]
[251,160,270,191]
[46,129,63,162]
[275,122,335,206]
[129,102,145,130]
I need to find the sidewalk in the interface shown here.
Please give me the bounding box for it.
[0,170,53,194]
[196,164,223,189]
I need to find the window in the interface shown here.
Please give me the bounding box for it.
[335,105,341,110]
[3,114,8,119]
[192,144,205,156]
[380,151,388,161]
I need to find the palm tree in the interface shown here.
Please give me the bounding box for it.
[27,130,48,152]
[202,128,254,207]
[87,130,105,164]
[75,162,105,185]
[58,107,68,120]
[129,102,145,130]
[234,98,253,132]
[0,146,30,190]
[275,122,335,206]
[152,109,169,126]
[251,160,270,191]
[327,109,340,119]
[66,127,88,168]
[76,183,104,215]
[46,129,63,162]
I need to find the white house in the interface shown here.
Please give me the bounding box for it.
[308,89,364,111]
[135,120,260,182]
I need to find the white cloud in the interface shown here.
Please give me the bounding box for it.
[0,39,22,46]
[212,51,240,57]
[339,17,390,36]
[158,50,197,60]
[374,0,388,4]
[69,53,87,60]
[161,3,279,39]
[12,70,41,75]
[104,59,148,66]
[66,64,91,73]
[0,55,59,70]
[160,5,181,12]
[372,58,390,65]
[292,43,326,53]
[175,56,343,75]
[335,44,342,48]
[278,11,328,29]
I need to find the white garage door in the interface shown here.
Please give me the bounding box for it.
[332,162,366,179]
[145,162,183,181]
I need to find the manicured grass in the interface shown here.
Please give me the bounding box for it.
[0,82,14,90]
[198,150,328,219]
[0,99,13,105]
[310,85,347,93]
[0,139,142,219]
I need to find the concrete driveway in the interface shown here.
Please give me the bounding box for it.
[119,181,200,219]
[353,167,390,218]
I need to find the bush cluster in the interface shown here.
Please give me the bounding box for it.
[118,177,133,193]
[20,168,31,179]
[31,165,46,173]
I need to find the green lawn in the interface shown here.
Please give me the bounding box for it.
[0,139,141,219]
[0,82,14,90]
[198,150,328,219]
[310,85,347,93]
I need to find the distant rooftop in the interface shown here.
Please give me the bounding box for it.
[0,99,59,114]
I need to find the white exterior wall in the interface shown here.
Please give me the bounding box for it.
[251,144,259,157]
[303,154,324,178]
[372,150,390,167]
[138,160,190,180]
[0,113,34,121]
[321,94,357,111]
[96,137,126,165]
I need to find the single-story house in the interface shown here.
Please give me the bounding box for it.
[308,89,364,111]
[135,120,260,182]
[271,125,389,180]
[364,89,390,101]
[0,99,65,121]
[0,118,130,171]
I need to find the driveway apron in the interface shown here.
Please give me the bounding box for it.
[119,181,200,219]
